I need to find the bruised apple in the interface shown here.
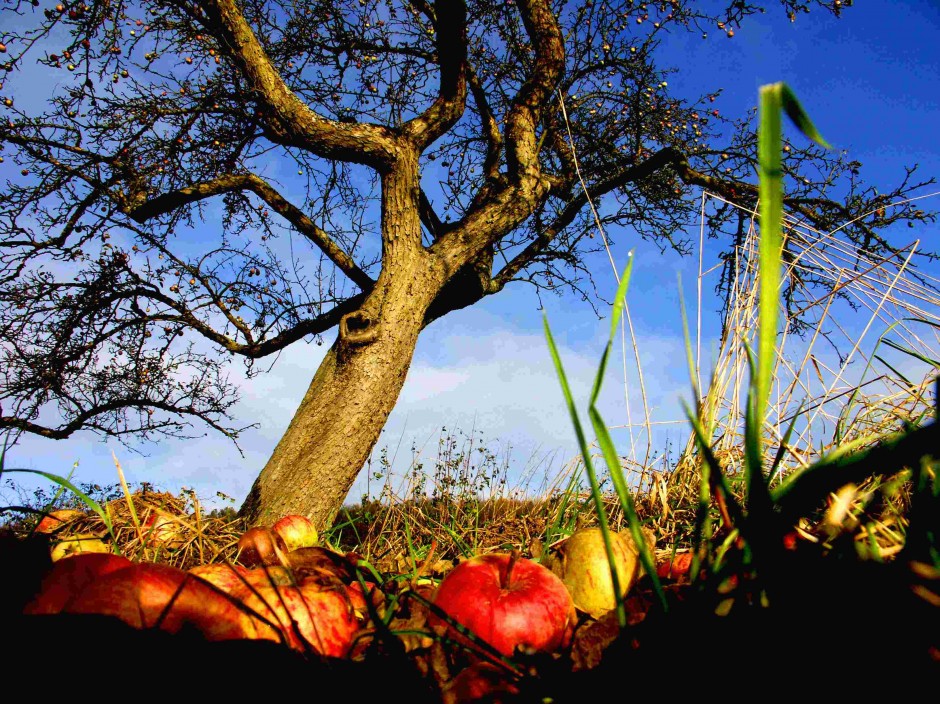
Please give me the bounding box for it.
[551,527,641,619]
[62,562,275,642]
[35,509,85,534]
[237,527,289,568]
[23,552,132,614]
[273,514,318,551]
[237,582,359,657]
[50,534,111,562]
[430,552,576,657]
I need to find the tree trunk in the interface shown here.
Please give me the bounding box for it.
[239,149,450,530]
[238,264,445,529]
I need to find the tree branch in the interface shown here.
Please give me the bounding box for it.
[505,0,565,181]
[191,0,400,170]
[129,174,374,292]
[402,0,468,150]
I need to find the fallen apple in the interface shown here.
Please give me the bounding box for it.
[34,509,85,534]
[656,551,694,580]
[273,514,318,551]
[188,563,251,595]
[63,562,274,642]
[551,527,641,619]
[50,533,111,562]
[140,511,184,550]
[237,527,289,568]
[237,582,359,657]
[430,552,576,657]
[23,552,132,614]
[242,564,296,589]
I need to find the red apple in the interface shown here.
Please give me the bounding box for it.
[23,552,132,614]
[237,582,359,657]
[237,527,289,568]
[273,514,318,551]
[430,552,576,657]
[242,564,295,589]
[63,562,275,642]
[140,511,183,550]
[34,509,85,534]
[443,662,520,703]
[188,563,251,595]
[656,552,694,580]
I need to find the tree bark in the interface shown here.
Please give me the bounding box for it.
[238,278,435,529]
[240,149,451,530]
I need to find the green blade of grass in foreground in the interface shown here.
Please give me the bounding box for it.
[543,318,627,626]
[747,83,831,524]
[4,467,116,540]
[584,255,667,610]
[755,83,830,434]
[544,253,668,620]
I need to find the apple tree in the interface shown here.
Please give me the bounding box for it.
[0,0,934,529]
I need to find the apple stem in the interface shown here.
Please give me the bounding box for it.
[504,550,520,587]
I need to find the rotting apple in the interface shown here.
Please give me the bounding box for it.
[656,552,694,580]
[551,527,642,619]
[273,514,318,551]
[188,563,251,595]
[23,552,132,614]
[237,527,289,568]
[62,562,275,642]
[429,552,576,658]
[34,509,85,534]
[50,533,111,562]
[288,546,355,586]
[237,582,359,657]
[140,511,184,550]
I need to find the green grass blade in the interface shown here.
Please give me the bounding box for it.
[589,406,668,611]
[768,399,805,485]
[589,253,635,406]
[543,314,626,627]
[757,82,785,430]
[879,338,940,370]
[742,344,773,520]
[5,467,115,539]
[779,83,832,149]
[680,399,746,528]
[756,82,830,437]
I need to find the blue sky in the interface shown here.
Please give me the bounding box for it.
[3,1,939,511]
